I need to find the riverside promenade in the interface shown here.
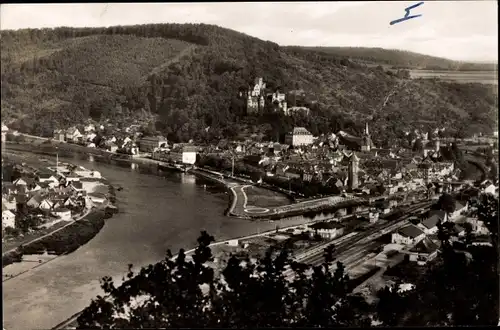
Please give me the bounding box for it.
[190,168,366,219]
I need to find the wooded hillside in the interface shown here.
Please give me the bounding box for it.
[289,46,498,71]
[1,24,497,146]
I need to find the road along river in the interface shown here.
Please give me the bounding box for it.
[2,150,330,330]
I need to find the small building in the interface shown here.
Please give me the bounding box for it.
[107,143,119,153]
[87,193,106,205]
[2,197,17,211]
[309,221,344,239]
[169,145,198,165]
[368,209,379,223]
[139,136,168,153]
[428,209,447,223]
[2,206,16,230]
[417,213,441,235]
[37,173,59,186]
[39,199,55,210]
[407,237,439,265]
[65,127,82,142]
[51,208,72,221]
[391,224,425,245]
[53,129,65,142]
[84,123,95,133]
[450,201,468,219]
[13,177,31,187]
[27,194,45,208]
[285,127,314,147]
[225,239,239,247]
[285,168,302,180]
[1,123,9,141]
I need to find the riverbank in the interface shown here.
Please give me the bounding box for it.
[4,145,364,330]
[2,152,119,272]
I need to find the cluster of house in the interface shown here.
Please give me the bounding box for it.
[53,122,142,155]
[1,160,105,234]
[391,198,491,265]
[203,123,471,202]
[52,121,201,163]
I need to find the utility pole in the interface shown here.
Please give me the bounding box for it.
[56,146,59,174]
[231,155,235,178]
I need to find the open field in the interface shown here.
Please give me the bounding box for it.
[2,221,72,252]
[410,70,498,85]
[244,185,292,208]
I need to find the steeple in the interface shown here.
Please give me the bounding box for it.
[365,122,370,136]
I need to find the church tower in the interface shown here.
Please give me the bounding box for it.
[348,152,359,190]
[361,122,372,151]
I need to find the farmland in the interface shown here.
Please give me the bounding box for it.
[410,70,498,85]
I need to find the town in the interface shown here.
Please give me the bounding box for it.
[2,78,498,310]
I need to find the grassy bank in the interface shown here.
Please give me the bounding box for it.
[2,209,113,267]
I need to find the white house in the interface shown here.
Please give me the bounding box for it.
[465,217,490,236]
[27,194,45,208]
[2,208,16,229]
[13,177,29,186]
[368,209,380,223]
[2,197,17,211]
[407,237,439,265]
[285,127,314,147]
[51,208,72,221]
[64,173,80,183]
[309,222,345,239]
[39,199,55,210]
[37,173,59,185]
[1,123,9,141]
[391,225,425,245]
[84,123,96,133]
[417,214,440,235]
[65,127,82,142]
[72,167,101,178]
[87,193,106,205]
[86,132,97,142]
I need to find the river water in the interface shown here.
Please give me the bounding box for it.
[2,151,314,330]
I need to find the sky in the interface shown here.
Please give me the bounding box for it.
[0,1,497,62]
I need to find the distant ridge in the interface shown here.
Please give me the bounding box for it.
[285,46,498,71]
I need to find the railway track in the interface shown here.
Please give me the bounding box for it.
[283,201,432,280]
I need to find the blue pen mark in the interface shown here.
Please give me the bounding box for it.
[390,2,424,25]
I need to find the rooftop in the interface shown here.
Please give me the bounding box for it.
[291,127,312,136]
[310,221,344,230]
[421,214,440,229]
[409,237,439,254]
[397,224,425,238]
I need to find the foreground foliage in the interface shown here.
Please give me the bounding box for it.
[77,194,498,328]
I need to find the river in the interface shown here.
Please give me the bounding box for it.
[2,151,315,330]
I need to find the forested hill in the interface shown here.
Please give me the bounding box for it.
[287,46,498,71]
[1,24,497,146]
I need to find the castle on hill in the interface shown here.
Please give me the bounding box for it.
[241,77,287,115]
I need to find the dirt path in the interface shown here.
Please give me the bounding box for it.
[2,207,93,257]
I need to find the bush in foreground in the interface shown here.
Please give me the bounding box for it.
[77,232,372,328]
[77,194,498,328]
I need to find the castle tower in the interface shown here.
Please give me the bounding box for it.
[259,95,265,108]
[348,152,359,190]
